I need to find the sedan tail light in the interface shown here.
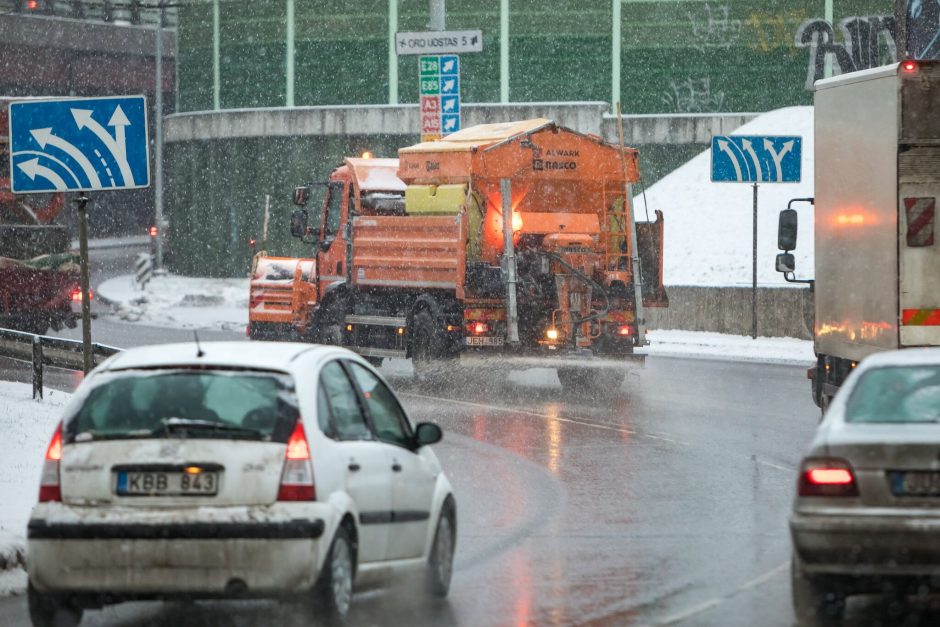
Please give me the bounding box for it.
[39,422,63,502]
[798,458,859,497]
[278,418,316,501]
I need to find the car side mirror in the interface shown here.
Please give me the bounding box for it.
[778,209,798,251]
[776,252,795,274]
[414,422,443,447]
[290,209,308,238]
[293,186,311,206]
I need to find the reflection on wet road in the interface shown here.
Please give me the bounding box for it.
[1,249,939,625]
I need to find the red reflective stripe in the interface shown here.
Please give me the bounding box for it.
[902,309,940,325]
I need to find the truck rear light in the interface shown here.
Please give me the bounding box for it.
[616,324,633,337]
[902,60,918,73]
[546,328,559,340]
[468,322,489,335]
[70,289,92,302]
[39,422,63,502]
[798,458,859,497]
[278,418,315,501]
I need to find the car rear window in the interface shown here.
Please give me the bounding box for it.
[845,365,940,423]
[64,369,299,442]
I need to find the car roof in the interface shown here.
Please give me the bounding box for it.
[99,341,343,374]
[857,348,940,370]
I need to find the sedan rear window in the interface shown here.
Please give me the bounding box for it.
[845,365,940,423]
[64,369,299,442]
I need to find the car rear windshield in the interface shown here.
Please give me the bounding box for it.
[64,369,299,443]
[845,365,940,423]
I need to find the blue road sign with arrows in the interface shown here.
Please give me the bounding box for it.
[711,135,801,183]
[8,96,150,193]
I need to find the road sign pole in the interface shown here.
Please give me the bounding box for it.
[154,24,165,272]
[430,0,445,30]
[752,182,758,340]
[76,195,93,374]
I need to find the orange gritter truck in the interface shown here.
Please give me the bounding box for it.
[248,119,667,391]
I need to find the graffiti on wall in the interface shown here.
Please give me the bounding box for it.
[906,0,940,59]
[662,77,726,113]
[687,3,741,52]
[795,16,898,89]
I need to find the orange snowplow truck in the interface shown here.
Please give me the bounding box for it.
[249,119,666,391]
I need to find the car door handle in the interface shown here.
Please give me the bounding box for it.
[348,462,361,472]
[391,462,402,472]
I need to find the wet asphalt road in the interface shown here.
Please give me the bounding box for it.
[2,248,940,625]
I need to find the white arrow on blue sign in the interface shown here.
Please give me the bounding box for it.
[8,95,150,193]
[711,135,801,183]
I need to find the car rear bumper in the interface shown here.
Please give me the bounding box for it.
[28,504,330,596]
[791,511,940,576]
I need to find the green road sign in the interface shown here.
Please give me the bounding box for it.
[419,56,440,75]
[420,77,440,95]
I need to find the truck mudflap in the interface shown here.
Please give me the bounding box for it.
[457,349,645,371]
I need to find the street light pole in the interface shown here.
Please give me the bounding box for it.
[429,0,445,30]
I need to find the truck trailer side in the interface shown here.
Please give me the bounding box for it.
[778,61,940,406]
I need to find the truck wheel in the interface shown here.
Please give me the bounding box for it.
[791,556,845,625]
[557,368,625,396]
[412,310,446,385]
[27,582,82,627]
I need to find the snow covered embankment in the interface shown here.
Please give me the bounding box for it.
[0,382,69,595]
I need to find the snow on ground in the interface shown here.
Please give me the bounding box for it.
[99,273,248,333]
[638,106,815,287]
[0,382,69,589]
[645,329,813,365]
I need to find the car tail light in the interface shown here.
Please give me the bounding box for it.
[39,422,63,502]
[278,418,315,501]
[798,458,859,497]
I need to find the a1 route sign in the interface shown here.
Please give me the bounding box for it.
[420,55,460,142]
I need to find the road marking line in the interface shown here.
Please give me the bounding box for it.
[755,459,795,472]
[657,561,788,625]
[400,392,637,436]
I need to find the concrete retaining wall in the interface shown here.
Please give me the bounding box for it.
[647,286,815,339]
[165,104,755,146]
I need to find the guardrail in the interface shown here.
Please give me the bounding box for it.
[0,328,121,399]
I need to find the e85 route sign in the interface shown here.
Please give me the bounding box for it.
[8,96,150,193]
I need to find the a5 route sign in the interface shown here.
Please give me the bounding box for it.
[420,55,460,143]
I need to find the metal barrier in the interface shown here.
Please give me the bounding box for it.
[0,328,121,399]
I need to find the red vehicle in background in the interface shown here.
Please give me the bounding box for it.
[0,99,82,334]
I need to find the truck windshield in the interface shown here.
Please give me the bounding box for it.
[845,366,940,423]
[64,369,300,442]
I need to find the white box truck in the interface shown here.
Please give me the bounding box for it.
[775,60,940,409]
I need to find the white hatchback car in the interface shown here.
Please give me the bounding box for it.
[791,348,940,624]
[26,342,456,627]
